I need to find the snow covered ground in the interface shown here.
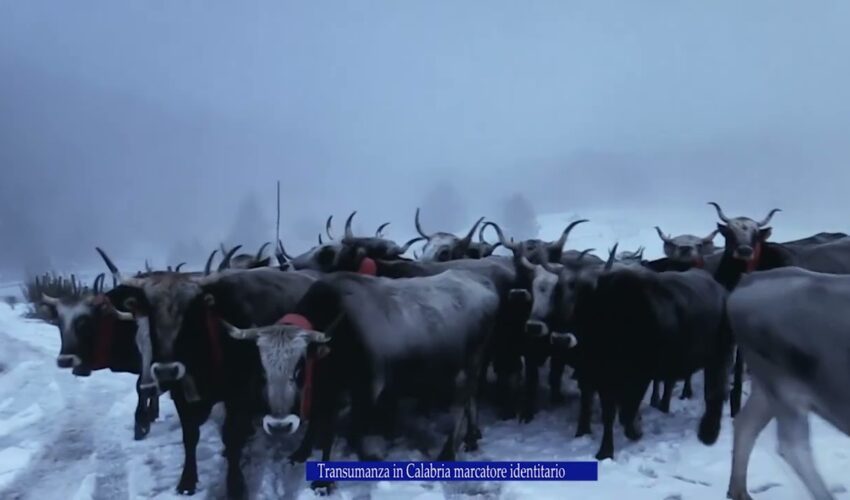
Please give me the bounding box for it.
[1,210,849,499]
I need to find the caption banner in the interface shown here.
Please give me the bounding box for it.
[306,461,598,481]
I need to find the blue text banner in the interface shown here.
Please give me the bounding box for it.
[306,461,598,481]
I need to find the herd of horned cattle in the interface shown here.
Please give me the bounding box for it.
[36,202,850,500]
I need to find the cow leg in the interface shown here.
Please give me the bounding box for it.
[494,352,520,420]
[699,337,733,445]
[680,375,693,399]
[349,379,381,461]
[310,404,339,494]
[310,365,341,495]
[148,392,160,421]
[731,347,744,417]
[727,382,773,500]
[173,396,213,496]
[548,353,566,404]
[620,378,649,441]
[463,346,488,452]
[520,354,542,423]
[659,378,674,414]
[133,378,152,440]
[649,379,661,409]
[595,388,617,461]
[774,402,834,500]
[438,365,477,461]
[575,375,595,438]
[222,400,253,500]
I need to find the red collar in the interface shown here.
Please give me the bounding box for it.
[692,256,705,268]
[358,257,377,276]
[746,241,762,272]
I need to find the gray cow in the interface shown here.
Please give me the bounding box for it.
[710,267,850,500]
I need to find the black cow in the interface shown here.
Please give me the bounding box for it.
[569,250,733,460]
[224,269,501,492]
[40,272,160,440]
[97,248,317,499]
[481,219,589,422]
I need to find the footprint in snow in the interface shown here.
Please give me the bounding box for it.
[751,482,782,493]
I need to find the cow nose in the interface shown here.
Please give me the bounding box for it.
[56,355,80,369]
[678,247,691,257]
[737,245,754,258]
[262,415,301,436]
[524,320,548,337]
[151,362,186,383]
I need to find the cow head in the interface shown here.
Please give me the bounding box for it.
[40,273,136,375]
[708,202,780,262]
[414,208,484,262]
[218,242,273,270]
[97,247,204,387]
[465,224,502,259]
[325,211,422,270]
[222,320,331,435]
[655,226,718,265]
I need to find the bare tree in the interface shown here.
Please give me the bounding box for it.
[501,192,540,240]
[418,179,468,232]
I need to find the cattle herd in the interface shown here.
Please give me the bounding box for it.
[35,203,850,500]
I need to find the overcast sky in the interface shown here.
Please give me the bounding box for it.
[2,1,850,274]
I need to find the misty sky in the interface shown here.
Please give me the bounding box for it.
[2,1,850,274]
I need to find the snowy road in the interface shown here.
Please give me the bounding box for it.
[1,300,849,499]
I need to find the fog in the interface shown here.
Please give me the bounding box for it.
[2,1,850,277]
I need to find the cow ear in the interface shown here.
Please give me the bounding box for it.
[315,345,331,359]
[759,227,772,241]
[662,242,675,258]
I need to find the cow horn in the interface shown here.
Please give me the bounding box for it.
[520,254,537,271]
[604,244,619,271]
[459,217,485,248]
[375,222,390,238]
[707,202,731,223]
[757,208,781,227]
[414,208,431,239]
[577,248,595,262]
[305,330,330,343]
[478,223,492,244]
[93,273,105,294]
[550,219,589,252]
[95,247,124,284]
[318,233,324,245]
[654,226,674,244]
[41,293,60,306]
[221,320,262,341]
[344,211,357,240]
[204,250,218,276]
[277,240,294,261]
[218,245,242,271]
[481,221,518,252]
[397,236,425,254]
[145,259,152,272]
[325,215,335,241]
[175,262,186,272]
[635,246,645,259]
[255,242,271,261]
[413,249,421,259]
[703,229,719,243]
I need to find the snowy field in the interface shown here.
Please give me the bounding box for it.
[1,209,849,499]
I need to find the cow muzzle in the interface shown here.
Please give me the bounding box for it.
[262,414,300,436]
[734,245,754,260]
[56,354,81,369]
[151,362,186,383]
[509,289,531,303]
[551,332,579,349]
[525,320,549,337]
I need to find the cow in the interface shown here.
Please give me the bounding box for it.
[218,242,273,270]
[39,271,160,440]
[650,226,719,271]
[97,247,317,499]
[569,248,733,460]
[222,268,501,492]
[465,224,502,259]
[706,267,850,500]
[480,219,589,421]
[413,208,486,261]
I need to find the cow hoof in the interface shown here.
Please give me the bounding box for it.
[698,415,721,445]
[624,426,643,441]
[176,485,196,496]
[226,470,246,500]
[595,449,613,461]
[311,480,336,495]
[134,424,150,441]
[519,409,535,424]
[659,404,670,414]
[726,488,754,500]
[575,426,591,438]
[680,389,693,400]
[498,408,516,421]
[463,438,479,452]
[470,427,482,441]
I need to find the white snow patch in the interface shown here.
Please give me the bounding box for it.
[0,443,38,490]
[0,404,44,438]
